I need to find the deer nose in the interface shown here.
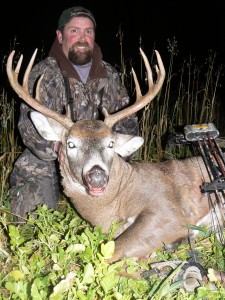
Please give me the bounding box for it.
[84,165,108,188]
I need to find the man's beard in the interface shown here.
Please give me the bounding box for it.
[68,42,93,65]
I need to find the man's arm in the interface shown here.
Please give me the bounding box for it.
[18,103,58,161]
[17,59,64,161]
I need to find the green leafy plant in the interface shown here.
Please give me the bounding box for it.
[1,204,225,299]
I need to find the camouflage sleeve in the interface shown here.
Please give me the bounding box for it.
[112,115,139,136]
[17,60,61,161]
[113,114,140,162]
[18,104,57,161]
[103,63,139,137]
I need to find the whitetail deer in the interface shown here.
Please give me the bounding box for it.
[6,49,222,263]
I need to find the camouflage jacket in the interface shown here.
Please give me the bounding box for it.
[18,39,139,161]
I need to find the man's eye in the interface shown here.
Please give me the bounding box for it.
[86,29,94,35]
[71,28,79,34]
[67,142,76,148]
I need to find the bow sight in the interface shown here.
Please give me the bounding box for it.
[169,123,225,196]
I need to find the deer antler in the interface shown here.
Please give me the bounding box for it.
[103,48,166,128]
[6,49,73,129]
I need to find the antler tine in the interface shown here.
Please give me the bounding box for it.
[36,74,44,101]
[14,53,23,80]
[6,50,74,129]
[104,48,166,128]
[131,67,142,102]
[140,48,154,91]
[153,50,165,89]
[23,48,38,93]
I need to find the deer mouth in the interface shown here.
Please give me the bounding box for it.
[88,186,106,196]
[83,165,109,197]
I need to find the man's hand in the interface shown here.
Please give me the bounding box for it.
[57,143,65,164]
[52,141,65,164]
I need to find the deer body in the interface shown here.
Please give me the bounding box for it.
[31,116,212,262]
[6,48,216,263]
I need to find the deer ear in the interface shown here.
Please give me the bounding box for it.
[30,111,64,141]
[114,133,144,157]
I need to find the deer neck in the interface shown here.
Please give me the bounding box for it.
[61,154,133,204]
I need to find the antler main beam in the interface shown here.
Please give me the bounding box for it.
[6,50,73,129]
[103,48,166,128]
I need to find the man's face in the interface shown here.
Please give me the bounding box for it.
[57,16,95,65]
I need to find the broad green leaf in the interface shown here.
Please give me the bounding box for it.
[31,280,43,300]
[5,281,16,293]
[49,234,60,243]
[66,243,85,253]
[126,265,136,275]
[108,260,124,273]
[196,287,209,297]
[101,241,115,259]
[82,263,95,284]
[9,270,25,281]
[100,273,116,293]
[49,272,77,299]
[76,290,88,299]
[8,225,20,239]
[8,225,25,247]
[208,268,218,282]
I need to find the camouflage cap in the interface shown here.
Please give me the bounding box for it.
[58,6,96,29]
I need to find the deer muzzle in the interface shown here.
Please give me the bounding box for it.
[83,165,109,196]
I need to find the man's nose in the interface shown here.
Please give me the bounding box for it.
[78,31,86,41]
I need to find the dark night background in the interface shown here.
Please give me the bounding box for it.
[1,0,225,133]
[1,1,225,67]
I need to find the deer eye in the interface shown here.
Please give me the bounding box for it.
[108,141,114,148]
[67,141,76,149]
